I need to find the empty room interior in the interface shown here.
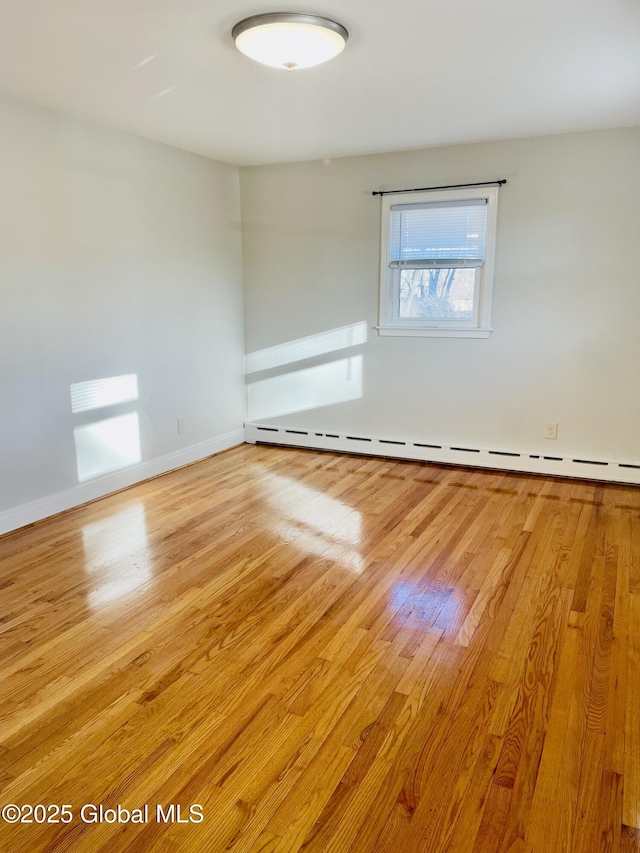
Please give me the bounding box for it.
[1,1,640,850]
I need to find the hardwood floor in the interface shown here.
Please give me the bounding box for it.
[0,443,639,852]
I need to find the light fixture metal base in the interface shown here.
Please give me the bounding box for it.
[232,12,348,43]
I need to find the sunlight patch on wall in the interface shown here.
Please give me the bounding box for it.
[74,412,141,482]
[81,503,152,608]
[245,321,367,373]
[70,374,139,413]
[248,355,363,420]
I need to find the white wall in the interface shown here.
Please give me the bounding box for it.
[0,96,246,533]
[240,127,640,463]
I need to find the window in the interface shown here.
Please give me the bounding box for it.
[378,186,499,337]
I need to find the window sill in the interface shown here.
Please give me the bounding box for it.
[376,326,492,339]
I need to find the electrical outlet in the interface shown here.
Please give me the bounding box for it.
[178,418,186,435]
[545,422,558,440]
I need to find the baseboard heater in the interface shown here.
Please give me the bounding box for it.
[245,422,640,486]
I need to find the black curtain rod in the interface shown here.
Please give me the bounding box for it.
[371,179,507,197]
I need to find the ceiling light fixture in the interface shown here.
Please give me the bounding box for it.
[232,13,348,71]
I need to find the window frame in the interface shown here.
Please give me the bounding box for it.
[378,186,499,338]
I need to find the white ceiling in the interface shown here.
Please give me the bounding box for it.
[0,0,638,166]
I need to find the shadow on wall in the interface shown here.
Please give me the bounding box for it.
[245,322,367,420]
[70,374,141,482]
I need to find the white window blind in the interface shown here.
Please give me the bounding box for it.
[389,198,488,268]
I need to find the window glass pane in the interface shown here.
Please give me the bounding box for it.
[398,268,475,319]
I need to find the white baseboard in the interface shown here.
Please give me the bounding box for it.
[245,423,640,486]
[0,428,246,537]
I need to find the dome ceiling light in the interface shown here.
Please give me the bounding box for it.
[232,13,349,71]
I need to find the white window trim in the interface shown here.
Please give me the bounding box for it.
[378,186,499,338]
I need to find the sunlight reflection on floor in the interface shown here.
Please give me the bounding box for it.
[81,503,152,608]
[257,468,364,572]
